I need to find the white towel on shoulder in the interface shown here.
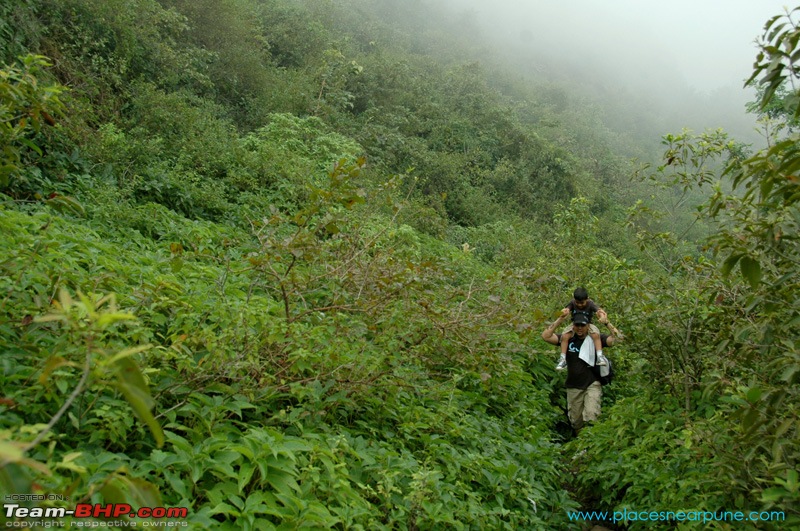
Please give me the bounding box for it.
[578,336,595,366]
[579,337,611,377]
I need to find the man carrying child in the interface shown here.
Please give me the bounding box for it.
[541,287,624,433]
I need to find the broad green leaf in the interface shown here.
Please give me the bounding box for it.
[163,469,188,499]
[238,462,256,493]
[55,452,86,474]
[113,476,163,508]
[95,312,137,329]
[170,257,183,273]
[33,313,68,323]
[787,469,799,491]
[105,344,152,366]
[208,502,240,518]
[0,462,33,499]
[0,442,50,475]
[739,256,762,288]
[38,355,76,384]
[742,407,760,430]
[720,253,741,277]
[746,386,762,403]
[45,194,85,217]
[760,487,789,502]
[115,357,165,447]
[266,469,301,497]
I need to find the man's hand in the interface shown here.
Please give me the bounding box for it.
[597,309,608,324]
[560,307,570,317]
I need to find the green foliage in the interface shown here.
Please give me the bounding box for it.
[569,396,723,524]
[121,83,239,178]
[257,0,329,69]
[747,7,800,121]
[38,0,212,99]
[238,112,363,189]
[627,128,745,271]
[698,15,800,518]
[161,0,275,126]
[0,54,65,193]
[593,12,800,520]
[0,0,39,65]
[6,0,800,528]
[0,233,164,503]
[0,156,573,527]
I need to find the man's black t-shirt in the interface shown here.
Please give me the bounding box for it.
[564,334,601,390]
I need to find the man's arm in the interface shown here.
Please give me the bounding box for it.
[596,309,624,346]
[541,313,568,345]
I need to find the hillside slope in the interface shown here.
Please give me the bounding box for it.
[1,1,798,529]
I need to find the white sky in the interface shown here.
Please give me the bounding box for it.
[450,0,795,93]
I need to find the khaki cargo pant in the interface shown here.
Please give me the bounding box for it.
[567,381,602,432]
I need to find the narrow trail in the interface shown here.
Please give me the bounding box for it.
[559,446,619,531]
[553,401,621,531]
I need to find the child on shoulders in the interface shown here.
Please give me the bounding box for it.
[556,287,607,370]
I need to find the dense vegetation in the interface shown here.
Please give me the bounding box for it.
[1,1,798,529]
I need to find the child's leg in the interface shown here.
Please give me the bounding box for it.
[560,331,573,356]
[592,332,602,353]
[592,332,608,366]
[556,331,572,370]
[556,351,567,370]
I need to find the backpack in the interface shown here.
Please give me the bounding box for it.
[592,354,614,386]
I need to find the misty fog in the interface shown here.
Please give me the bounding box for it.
[441,0,793,147]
